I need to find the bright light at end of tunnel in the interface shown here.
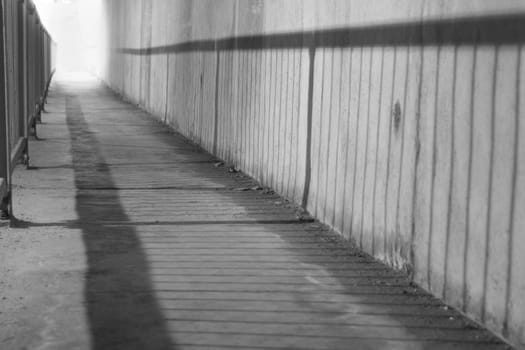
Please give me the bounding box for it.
[33,0,106,75]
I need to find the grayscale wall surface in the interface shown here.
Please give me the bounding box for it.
[98,1,525,347]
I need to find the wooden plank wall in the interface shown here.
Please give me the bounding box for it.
[101,1,525,347]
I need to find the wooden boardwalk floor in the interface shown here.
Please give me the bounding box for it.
[0,73,512,350]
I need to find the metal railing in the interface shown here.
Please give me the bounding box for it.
[0,0,55,219]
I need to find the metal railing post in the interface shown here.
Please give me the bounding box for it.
[0,0,12,219]
[19,0,29,166]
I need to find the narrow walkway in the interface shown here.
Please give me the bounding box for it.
[0,73,510,350]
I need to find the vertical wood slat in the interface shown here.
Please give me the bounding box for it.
[484,45,518,332]
[238,50,245,167]
[279,48,288,195]
[283,48,292,198]
[241,50,248,173]
[333,48,349,233]
[413,46,438,287]
[373,47,394,259]
[261,50,270,184]
[444,45,474,310]
[227,51,233,161]
[276,50,286,194]
[246,50,254,176]
[279,49,290,196]
[508,44,525,344]
[429,45,455,298]
[325,48,341,228]
[273,48,282,190]
[247,50,255,173]
[352,47,372,248]
[397,45,420,275]
[295,48,309,205]
[361,48,383,253]
[317,48,332,222]
[307,47,324,217]
[465,46,496,319]
[386,47,409,269]
[289,49,300,201]
[342,47,362,240]
[268,49,277,188]
[254,50,263,183]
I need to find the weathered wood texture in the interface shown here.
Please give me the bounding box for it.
[100,1,525,347]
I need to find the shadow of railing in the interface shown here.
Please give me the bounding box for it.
[65,93,177,350]
[119,13,525,55]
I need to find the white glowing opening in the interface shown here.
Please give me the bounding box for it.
[33,0,106,75]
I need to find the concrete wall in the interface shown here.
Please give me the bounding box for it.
[100,1,525,347]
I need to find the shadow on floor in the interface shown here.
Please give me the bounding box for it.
[55,78,506,350]
[65,94,177,350]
